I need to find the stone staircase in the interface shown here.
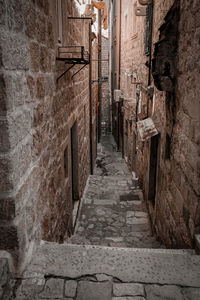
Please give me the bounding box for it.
[13,242,200,299]
[67,174,164,249]
[67,135,164,249]
[4,135,200,299]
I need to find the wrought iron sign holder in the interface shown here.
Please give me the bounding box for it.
[56,16,94,82]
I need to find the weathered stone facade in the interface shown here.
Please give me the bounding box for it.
[101,35,110,135]
[0,0,97,270]
[112,0,200,248]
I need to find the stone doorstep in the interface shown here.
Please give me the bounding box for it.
[0,251,15,275]
[195,234,200,252]
[24,242,200,288]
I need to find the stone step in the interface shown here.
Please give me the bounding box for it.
[88,175,133,181]
[23,242,200,288]
[0,252,14,300]
[195,234,200,253]
[67,234,166,249]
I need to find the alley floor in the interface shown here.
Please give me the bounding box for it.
[67,135,163,249]
[7,135,200,300]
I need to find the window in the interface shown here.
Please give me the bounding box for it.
[57,0,63,44]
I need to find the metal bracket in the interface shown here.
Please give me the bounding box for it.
[71,63,88,80]
[136,6,147,16]
[91,76,108,84]
[56,64,75,83]
[140,85,154,98]
[56,45,90,82]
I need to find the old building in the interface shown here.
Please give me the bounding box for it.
[0,0,98,270]
[111,0,200,248]
[101,34,110,135]
[1,1,200,296]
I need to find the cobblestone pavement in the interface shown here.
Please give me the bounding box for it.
[15,273,200,300]
[12,243,200,300]
[67,135,164,248]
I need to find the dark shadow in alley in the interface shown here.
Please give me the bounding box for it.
[66,135,164,249]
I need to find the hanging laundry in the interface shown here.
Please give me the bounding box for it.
[92,0,108,30]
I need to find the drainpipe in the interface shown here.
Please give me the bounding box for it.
[148,0,154,86]
[98,8,102,142]
[118,0,121,90]
[117,0,122,151]
[89,21,93,174]
[147,0,154,117]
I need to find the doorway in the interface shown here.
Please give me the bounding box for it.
[148,134,159,206]
[71,121,79,202]
[132,132,136,172]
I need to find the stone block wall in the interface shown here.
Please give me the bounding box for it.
[119,0,147,171]
[151,0,200,248]
[91,39,98,166]
[0,0,96,270]
[101,35,110,135]
[115,0,200,248]
[123,99,137,172]
[111,0,121,146]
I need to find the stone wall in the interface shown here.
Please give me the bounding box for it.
[114,0,200,248]
[0,0,96,270]
[119,0,147,173]
[101,35,110,135]
[151,0,200,248]
[111,0,121,146]
[123,99,137,172]
[91,39,98,164]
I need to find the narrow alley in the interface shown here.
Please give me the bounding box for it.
[9,137,200,300]
[68,135,163,249]
[0,0,200,299]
